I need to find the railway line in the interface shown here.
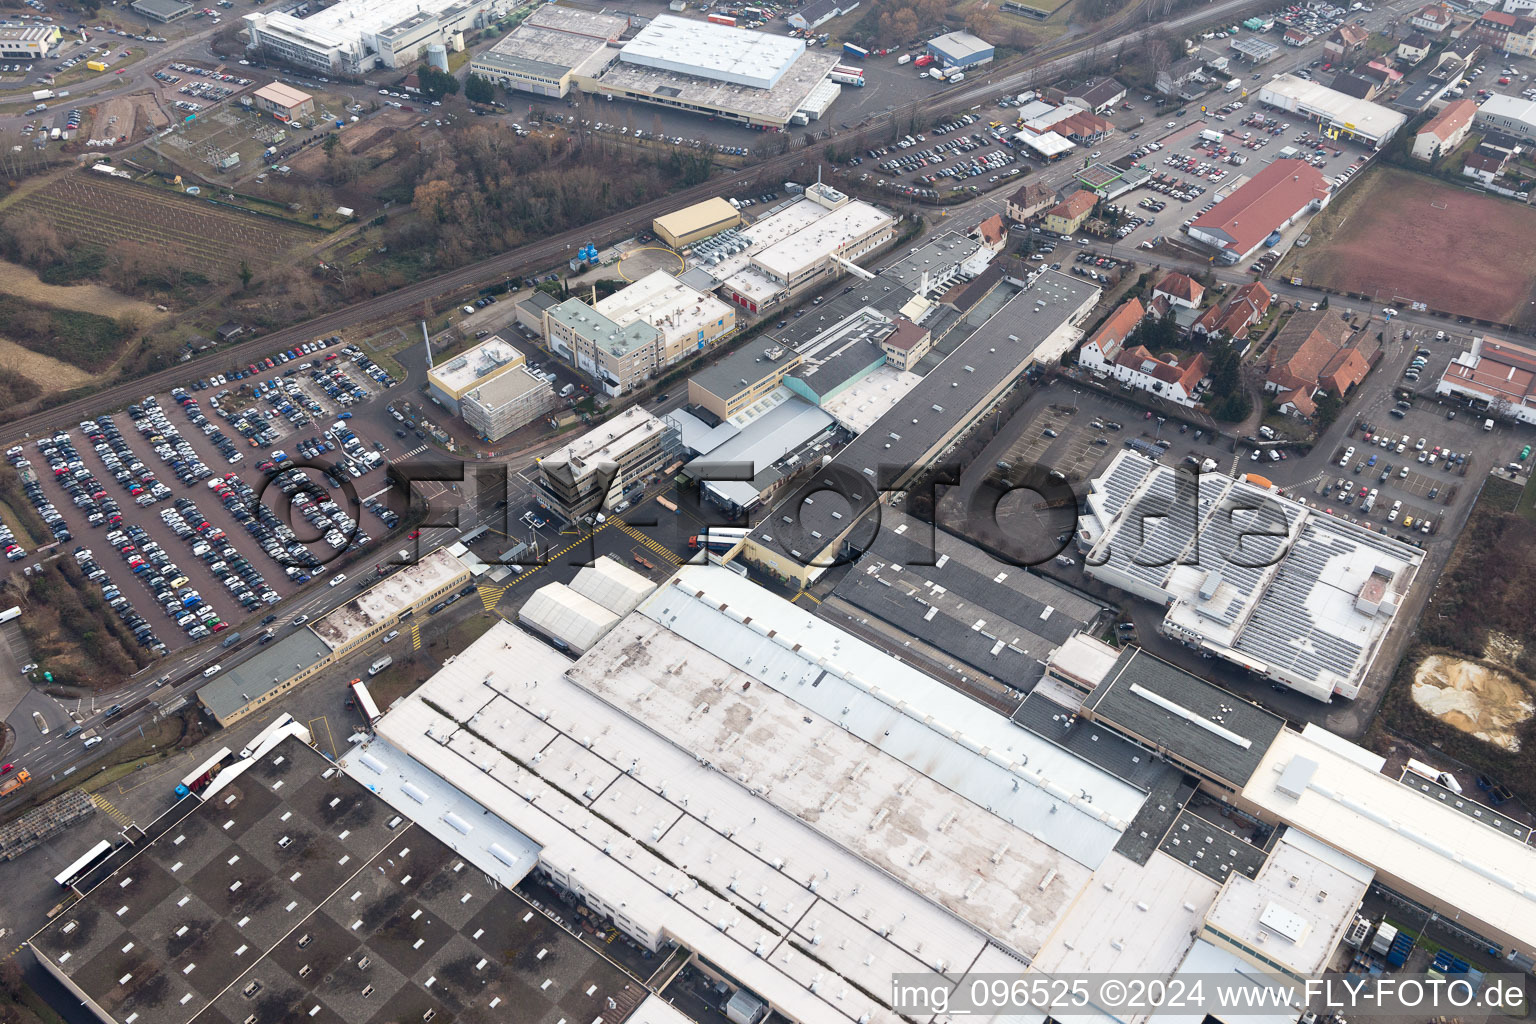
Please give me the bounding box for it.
[0,0,1265,445]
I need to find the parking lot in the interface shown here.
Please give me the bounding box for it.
[853,112,1025,200]
[2,336,409,657]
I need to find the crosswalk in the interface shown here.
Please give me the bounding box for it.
[613,520,682,566]
[92,793,131,829]
[476,584,509,610]
[410,624,422,650]
[390,444,429,463]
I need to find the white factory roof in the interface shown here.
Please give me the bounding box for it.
[311,548,467,650]
[627,995,700,1024]
[568,555,655,616]
[341,725,543,889]
[751,201,894,281]
[705,196,847,282]
[637,566,1146,868]
[246,0,459,49]
[429,335,522,392]
[1030,851,1220,978]
[1259,74,1406,140]
[594,269,734,344]
[1083,452,1424,700]
[1020,103,1079,134]
[518,583,620,653]
[539,406,667,484]
[813,362,920,432]
[620,14,806,89]
[1203,828,1372,978]
[1242,727,1536,952]
[1151,939,1307,1024]
[373,618,1080,1024]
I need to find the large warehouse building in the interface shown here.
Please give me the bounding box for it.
[927,29,994,68]
[467,6,626,98]
[653,196,742,248]
[1186,158,1333,262]
[1079,451,1424,701]
[0,24,61,58]
[243,0,501,74]
[1257,74,1407,147]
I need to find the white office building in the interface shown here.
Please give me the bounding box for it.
[244,0,505,74]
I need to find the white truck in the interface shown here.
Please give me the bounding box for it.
[896,53,911,64]
[949,71,965,83]
[1224,78,1242,92]
[929,65,949,81]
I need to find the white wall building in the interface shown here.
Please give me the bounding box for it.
[244,0,503,73]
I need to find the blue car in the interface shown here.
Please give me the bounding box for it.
[1367,454,1377,466]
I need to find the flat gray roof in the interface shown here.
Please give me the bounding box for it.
[1083,646,1286,788]
[130,0,193,16]
[747,271,1096,565]
[197,629,331,719]
[833,510,1106,691]
[30,736,635,1024]
[690,340,799,401]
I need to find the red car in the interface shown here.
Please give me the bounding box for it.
[1,763,13,776]
[408,529,421,539]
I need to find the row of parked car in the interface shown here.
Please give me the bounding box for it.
[72,544,167,654]
[7,445,72,548]
[129,397,213,487]
[84,415,173,510]
[35,431,122,532]
[172,390,244,464]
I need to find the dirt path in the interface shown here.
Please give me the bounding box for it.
[0,337,95,391]
[0,259,170,324]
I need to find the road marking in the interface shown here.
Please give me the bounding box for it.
[389,444,428,463]
[309,716,337,759]
[612,520,681,565]
[476,584,507,611]
[410,624,421,650]
[92,793,131,828]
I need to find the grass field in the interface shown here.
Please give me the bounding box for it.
[12,172,323,282]
[1283,166,1536,327]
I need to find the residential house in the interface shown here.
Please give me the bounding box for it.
[1505,15,1536,54]
[1152,271,1205,310]
[1055,108,1114,143]
[1410,3,1453,33]
[1463,142,1511,182]
[1191,281,1273,342]
[1043,190,1098,235]
[1284,26,1316,46]
[1005,181,1057,222]
[1078,298,1207,405]
[1264,309,1377,416]
[1397,31,1433,63]
[1063,76,1127,114]
[1324,23,1370,58]
[971,213,1007,255]
[1362,58,1404,87]
[1411,97,1478,159]
[1156,56,1205,97]
[1472,10,1518,51]
[1332,71,1383,99]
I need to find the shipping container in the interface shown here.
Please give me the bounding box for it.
[86,60,107,71]
[842,42,868,58]
[707,13,736,24]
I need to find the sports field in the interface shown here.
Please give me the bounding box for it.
[1284,166,1536,327]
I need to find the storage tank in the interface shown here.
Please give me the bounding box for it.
[426,43,449,71]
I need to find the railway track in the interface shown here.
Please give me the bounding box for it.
[1,0,1267,445]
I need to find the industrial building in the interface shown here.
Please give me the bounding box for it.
[311,547,473,660]
[196,551,474,725]
[652,196,743,248]
[1079,452,1424,701]
[926,29,994,68]
[787,0,857,30]
[243,0,501,74]
[0,23,61,57]
[1186,158,1333,262]
[741,272,1098,587]
[29,720,642,1024]
[1436,332,1536,422]
[249,80,315,121]
[595,269,736,367]
[127,0,191,21]
[831,510,1107,693]
[466,6,626,98]
[426,335,538,414]
[544,298,662,395]
[1474,92,1536,139]
[682,392,840,514]
[694,185,897,313]
[1257,74,1407,147]
[461,361,558,441]
[194,627,332,726]
[685,341,802,419]
[877,230,986,298]
[535,406,677,521]
[591,15,842,129]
